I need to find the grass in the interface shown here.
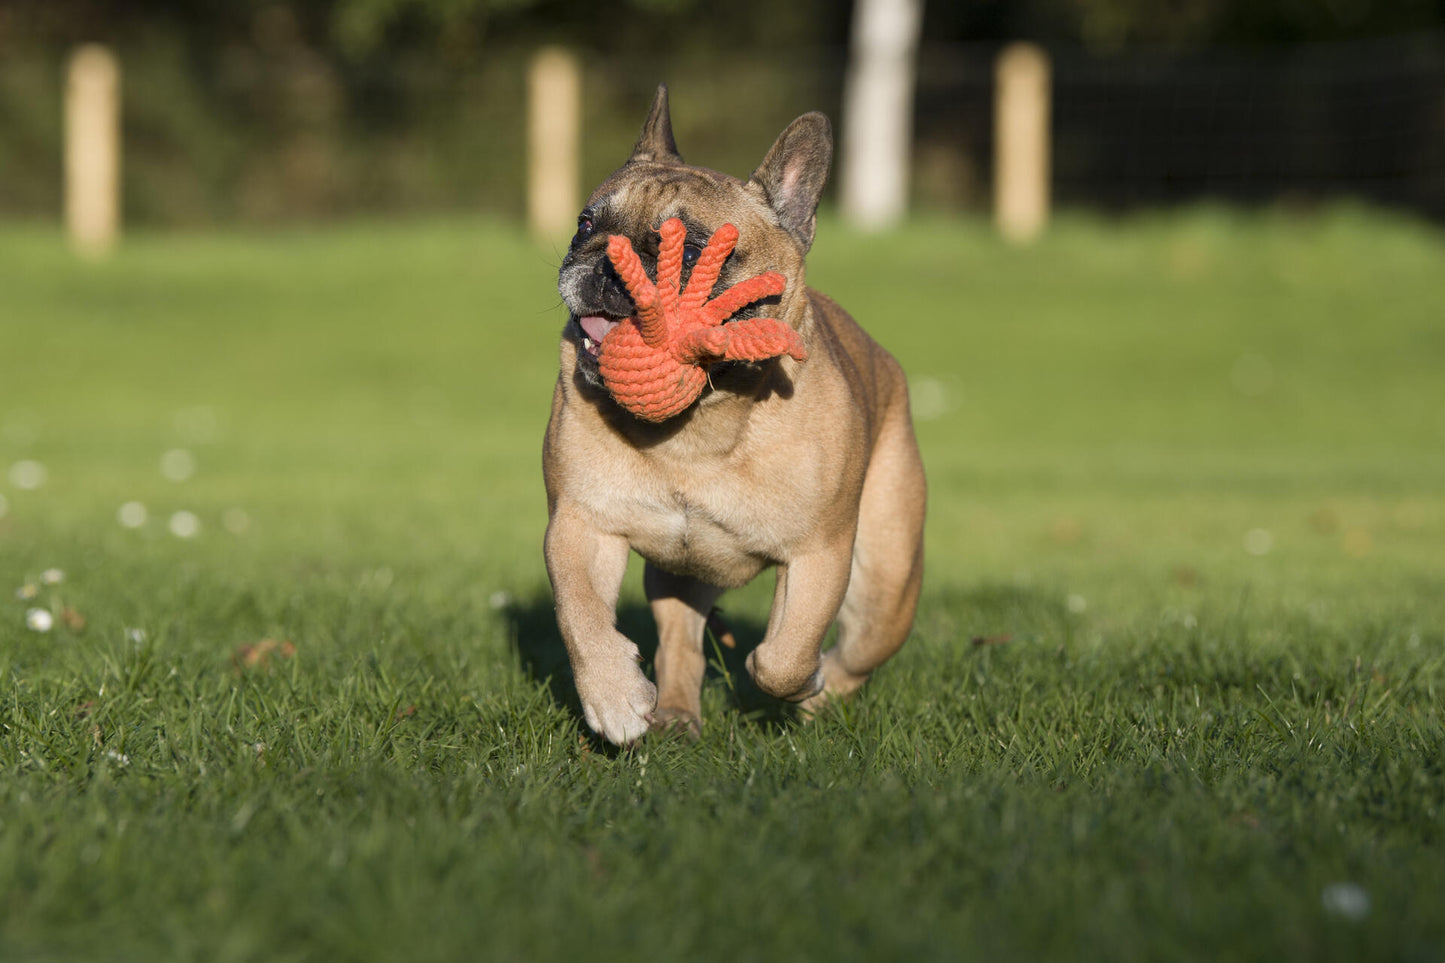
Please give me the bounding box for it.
[1,205,1443,962]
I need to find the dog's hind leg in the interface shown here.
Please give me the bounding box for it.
[805,409,925,711]
[644,563,724,739]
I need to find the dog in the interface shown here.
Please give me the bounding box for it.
[543,85,925,744]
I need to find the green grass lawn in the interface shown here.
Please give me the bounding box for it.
[1,206,1443,962]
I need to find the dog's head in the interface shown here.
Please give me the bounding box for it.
[558,86,832,393]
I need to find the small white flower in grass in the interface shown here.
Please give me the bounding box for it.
[1244,528,1274,556]
[125,627,147,644]
[169,510,201,539]
[41,568,65,585]
[909,377,950,421]
[222,507,251,534]
[362,567,393,590]
[9,460,46,490]
[26,608,54,632]
[160,448,196,482]
[1321,882,1370,922]
[16,584,39,600]
[1066,593,1087,614]
[104,748,131,766]
[489,590,513,610]
[118,501,148,528]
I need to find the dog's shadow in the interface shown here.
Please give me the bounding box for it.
[502,592,798,740]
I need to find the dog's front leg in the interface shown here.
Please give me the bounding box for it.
[544,504,656,744]
[745,538,855,702]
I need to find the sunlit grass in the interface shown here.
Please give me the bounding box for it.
[1,207,1443,961]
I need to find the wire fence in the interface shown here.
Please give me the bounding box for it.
[916,34,1445,217]
[1,34,1442,226]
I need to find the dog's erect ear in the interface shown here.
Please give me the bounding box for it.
[629,84,683,165]
[748,112,833,253]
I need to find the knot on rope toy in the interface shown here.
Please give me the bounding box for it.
[594,218,807,422]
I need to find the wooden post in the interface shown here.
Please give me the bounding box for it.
[527,47,580,240]
[994,43,1051,245]
[65,44,121,258]
[840,0,924,230]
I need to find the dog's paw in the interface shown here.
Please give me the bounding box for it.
[745,646,824,702]
[798,656,864,718]
[649,707,701,742]
[576,660,656,746]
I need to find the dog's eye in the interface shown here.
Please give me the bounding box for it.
[682,243,701,267]
[572,213,594,247]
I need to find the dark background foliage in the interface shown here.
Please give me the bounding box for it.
[2,0,1443,225]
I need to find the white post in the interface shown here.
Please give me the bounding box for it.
[527,46,581,240]
[840,0,924,231]
[65,44,121,259]
[994,43,1051,245]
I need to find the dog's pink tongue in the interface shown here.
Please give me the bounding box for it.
[579,315,621,345]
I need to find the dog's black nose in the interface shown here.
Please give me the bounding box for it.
[581,255,637,319]
[593,255,627,296]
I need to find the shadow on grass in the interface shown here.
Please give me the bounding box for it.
[502,580,1094,747]
[501,590,799,744]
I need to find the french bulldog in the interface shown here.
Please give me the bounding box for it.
[544,85,925,744]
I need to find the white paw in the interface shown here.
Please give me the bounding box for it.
[577,664,656,746]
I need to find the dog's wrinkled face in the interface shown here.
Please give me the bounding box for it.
[557,86,832,392]
[557,172,781,386]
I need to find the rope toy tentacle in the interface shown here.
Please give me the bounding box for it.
[605,235,668,348]
[674,317,808,366]
[677,222,736,310]
[655,218,685,317]
[595,218,808,422]
[698,272,786,326]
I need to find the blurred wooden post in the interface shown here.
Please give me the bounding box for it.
[527,47,580,239]
[65,44,121,258]
[840,0,923,230]
[994,43,1051,245]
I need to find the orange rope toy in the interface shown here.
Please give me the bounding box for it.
[595,218,807,422]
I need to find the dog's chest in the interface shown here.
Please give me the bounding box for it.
[582,460,792,587]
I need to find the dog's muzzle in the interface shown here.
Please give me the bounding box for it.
[560,253,638,369]
[575,314,622,359]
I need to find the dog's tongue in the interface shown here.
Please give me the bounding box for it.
[579,315,621,345]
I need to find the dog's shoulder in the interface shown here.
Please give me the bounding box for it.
[803,288,909,407]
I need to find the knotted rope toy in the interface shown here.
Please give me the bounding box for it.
[583,218,808,422]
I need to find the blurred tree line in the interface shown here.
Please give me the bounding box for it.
[8,0,1444,55]
[1,0,1442,224]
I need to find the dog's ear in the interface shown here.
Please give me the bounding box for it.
[748,112,833,253]
[629,84,683,165]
